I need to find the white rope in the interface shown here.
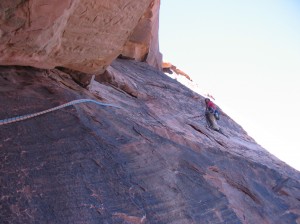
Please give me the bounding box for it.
[0,99,121,126]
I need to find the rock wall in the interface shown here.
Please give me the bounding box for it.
[121,0,162,70]
[1,1,299,223]
[0,61,299,223]
[0,0,161,74]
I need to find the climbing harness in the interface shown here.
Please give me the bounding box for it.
[0,99,121,126]
[214,110,220,120]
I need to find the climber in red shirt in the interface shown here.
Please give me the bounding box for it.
[205,98,220,131]
[205,98,219,119]
[206,99,216,111]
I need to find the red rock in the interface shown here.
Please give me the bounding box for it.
[0,0,160,73]
[121,0,162,70]
[162,62,193,80]
[0,61,299,223]
[0,1,299,223]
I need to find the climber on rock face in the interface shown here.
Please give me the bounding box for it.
[205,98,220,131]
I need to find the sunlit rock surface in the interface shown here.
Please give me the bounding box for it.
[121,0,162,70]
[0,0,161,74]
[0,60,299,223]
[162,62,192,81]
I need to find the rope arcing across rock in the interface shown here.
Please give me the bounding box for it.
[0,99,121,126]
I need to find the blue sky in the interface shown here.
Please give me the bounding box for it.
[159,0,300,171]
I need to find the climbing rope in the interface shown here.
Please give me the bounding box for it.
[0,99,121,126]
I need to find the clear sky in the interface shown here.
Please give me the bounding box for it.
[159,0,300,171]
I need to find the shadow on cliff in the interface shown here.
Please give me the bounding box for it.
[0,60,299,223]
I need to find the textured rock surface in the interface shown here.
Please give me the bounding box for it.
[162,62,192,81]
[121,0,162,69]
[0,0,160,73]
[1,60,299,223]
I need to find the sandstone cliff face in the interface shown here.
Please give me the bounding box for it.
[1,61,299,223]
[121,0,162,69]
[0,0,161,74]
[1,1,300,223]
